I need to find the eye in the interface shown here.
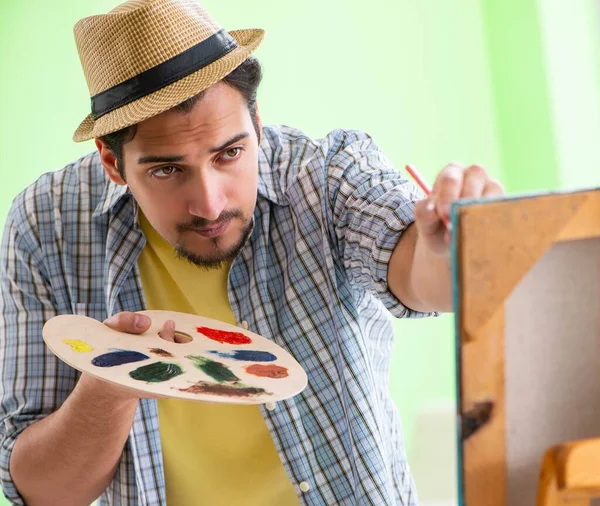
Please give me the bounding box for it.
[151,166,179,179]
[220,147,243,161]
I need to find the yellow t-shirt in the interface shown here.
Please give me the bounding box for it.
[137,214,300,506]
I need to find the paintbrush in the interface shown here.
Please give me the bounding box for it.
[405,164,452,228]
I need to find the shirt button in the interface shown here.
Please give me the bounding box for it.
[265,402,276,411]
[299,481,311,493]
[240,320,249,330]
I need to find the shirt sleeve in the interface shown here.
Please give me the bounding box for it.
[0,193,78,504]
[324,129,436,318]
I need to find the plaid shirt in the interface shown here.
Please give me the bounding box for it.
[0,125,429,505]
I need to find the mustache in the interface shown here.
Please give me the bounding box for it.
[176,209,245,232]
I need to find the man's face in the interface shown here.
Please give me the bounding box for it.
[103,82,261,269]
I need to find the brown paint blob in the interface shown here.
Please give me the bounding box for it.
[149,348,174,358]
[178,381,268,398]
[245,364,289,379]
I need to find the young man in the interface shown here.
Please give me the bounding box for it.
[0,0,503,505]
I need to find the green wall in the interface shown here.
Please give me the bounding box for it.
[0,0,598,504]
[537,0,600,190]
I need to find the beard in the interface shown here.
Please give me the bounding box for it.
[174,210,252,270]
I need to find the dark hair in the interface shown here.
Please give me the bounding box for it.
[100,56,263,179]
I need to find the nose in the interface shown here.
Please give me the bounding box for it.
[186,173,227,222]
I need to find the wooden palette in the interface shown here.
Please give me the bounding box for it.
[42,310,308,405]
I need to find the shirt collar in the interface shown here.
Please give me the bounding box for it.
[255,126,295,207]
[92,161,132,218]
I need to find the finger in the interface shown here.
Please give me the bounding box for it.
[483,178,504,197]
[104,312,151,334]
[431,162,463,195]
[414,198,444,236]
[432,164,464,220]
[158,320,176,342]
[460,165,487,199]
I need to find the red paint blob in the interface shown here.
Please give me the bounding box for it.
[196,326,252,345]
[245,364,289,379]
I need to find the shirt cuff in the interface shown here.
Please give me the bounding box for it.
[371,196,439,319]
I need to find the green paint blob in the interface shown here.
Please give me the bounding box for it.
[185,355,240,383]
[129,361,183,383]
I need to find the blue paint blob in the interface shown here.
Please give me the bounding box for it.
[92,350,150,368]
[208,350,277,362]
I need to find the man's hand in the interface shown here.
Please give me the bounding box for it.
[414,163,504,255]
[77,311,187,401]
[10,310,181,505]
[389,163,504,312]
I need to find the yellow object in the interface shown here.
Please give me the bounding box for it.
[137,213,300,506]
[537,437,600,506]
[62,339,93,353]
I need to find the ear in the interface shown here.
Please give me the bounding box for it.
[254,102,263,143]
[95,138,127,186]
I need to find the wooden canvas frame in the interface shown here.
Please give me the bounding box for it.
[451,188,600,506]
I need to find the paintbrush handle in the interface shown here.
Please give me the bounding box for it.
[405,165,432,196]
[405,164,451,228]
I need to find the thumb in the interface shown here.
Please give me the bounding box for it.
[414,198,444,237]
[103,312,152,334]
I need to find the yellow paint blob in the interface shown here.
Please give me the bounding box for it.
[62,339,93,353]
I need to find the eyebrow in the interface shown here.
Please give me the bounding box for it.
[137,132,250,164]
[209,132,250,153]
[137,154,185,164]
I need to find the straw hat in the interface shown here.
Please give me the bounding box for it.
[72,0,264,142]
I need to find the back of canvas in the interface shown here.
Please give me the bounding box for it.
[504,237,600,506]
